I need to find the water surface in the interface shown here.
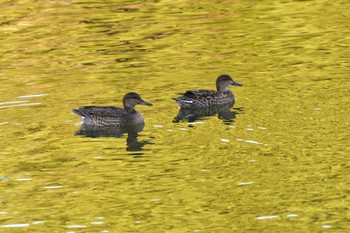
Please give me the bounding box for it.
[0,0,349,232]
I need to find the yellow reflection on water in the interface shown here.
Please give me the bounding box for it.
[0,0,349,232]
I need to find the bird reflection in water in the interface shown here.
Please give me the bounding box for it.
[173,103,244,124]
[75,123,150,152]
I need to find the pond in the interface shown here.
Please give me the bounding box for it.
[0,0,349,232]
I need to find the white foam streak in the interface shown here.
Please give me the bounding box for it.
[0,223,30,228]
[18,94,48,98]
[0,100,28,105]
[256,215,278,220]
[66,225,87,228]
[238,182,254,186]
[44,186,63,189]
[0,103,42,109]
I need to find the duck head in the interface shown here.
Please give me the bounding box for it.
[216,74,243,91]
[123,92,153,113]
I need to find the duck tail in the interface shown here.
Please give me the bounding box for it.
[72,108,88,118]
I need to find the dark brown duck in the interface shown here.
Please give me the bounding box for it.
[73,92,152,126]
[173,74,243,108]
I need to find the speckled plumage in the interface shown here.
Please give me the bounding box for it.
[173,74,243,108]
[174,89,235,108]
[73,92,152,126]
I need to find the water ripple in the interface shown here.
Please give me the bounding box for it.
[18,94,48,98]
[0,102,42,109]
[0,100,28,105]
[0,223,30,228]
[256,215,278,220]
[66,225,87,229]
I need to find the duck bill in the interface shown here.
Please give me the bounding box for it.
[232,81,243,86]
[141,99,153,106]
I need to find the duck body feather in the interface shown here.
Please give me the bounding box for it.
[173,90,235,108]
[73,106,144,126]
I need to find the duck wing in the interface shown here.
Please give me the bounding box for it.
[173,90,217,108]
[173,89,235,108]
[73,106,126,125]
[183,90,216,99]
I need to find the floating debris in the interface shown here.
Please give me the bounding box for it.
[0,102,42,109]
[322,225,331,229]
[18,94,48,98]
[244,140,262,145]
[187,122,204,125]
[0,176,9,180]
[0,101,28,105]
[44,186,63,189]
[256,215,278,220]
[32,221,45,225]
[236,139,264,145]
[91,222,103,225]
[238,182,254,186]
[0,223,30,228]
[16,178,32,181]
[220,138,230,143]
[66,225,87,229]
[286,214,298,218]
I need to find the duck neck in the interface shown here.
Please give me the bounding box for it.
[216,84,229,92]
[124,105,136,114]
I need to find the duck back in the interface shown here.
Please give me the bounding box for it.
[73,106,144,126]
[174,90,235,108]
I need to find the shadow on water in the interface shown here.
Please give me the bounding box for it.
[75,123,151,152]
[173,104,244,125]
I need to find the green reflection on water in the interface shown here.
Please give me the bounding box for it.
[0,0,349,232]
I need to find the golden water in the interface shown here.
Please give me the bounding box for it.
[0,0,349,232]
